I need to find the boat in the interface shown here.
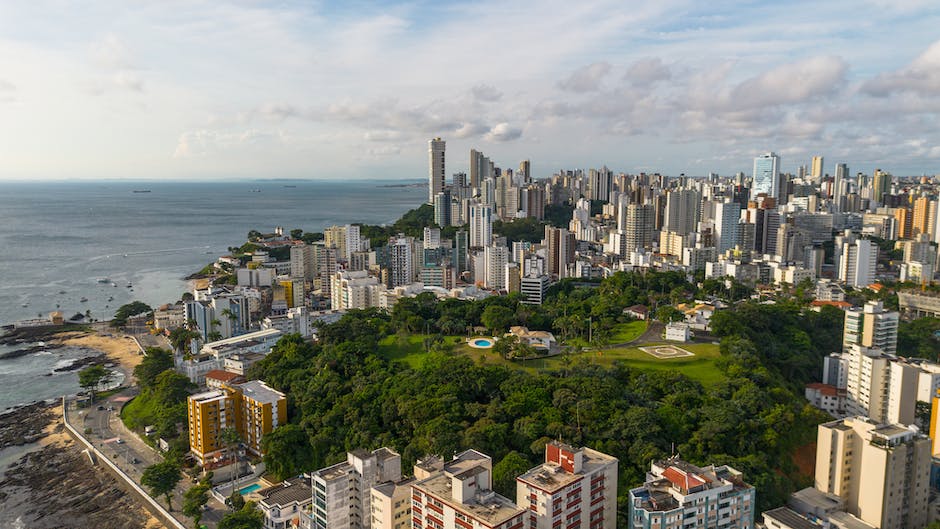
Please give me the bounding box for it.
[59,290,66,294]
[21,303,27,307]
[111,283,117,287]
[107,296,114,302]
[80,297,88,303]
[96,277,110,283]
[126,283,133,288]
[132,190,151,193]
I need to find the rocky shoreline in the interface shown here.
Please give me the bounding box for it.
[0,402,164,528]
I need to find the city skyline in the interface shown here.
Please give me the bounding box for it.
[2,1,940,181]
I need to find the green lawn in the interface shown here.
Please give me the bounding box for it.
[377,333,725,386]
[609,320,648,343]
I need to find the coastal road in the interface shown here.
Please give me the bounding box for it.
[81,393,226,529]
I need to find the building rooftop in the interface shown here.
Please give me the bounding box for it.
[258,476,312,509]
[313,460,352,482]
[829,511,878,529]
[372,477,416,499]
[762,507,818,529]
[517,445,617,494]
[237,380,285,405]
[414,473,524,526]
[189,389,226,404]
[205,370,243,383]
[631,458,751,512]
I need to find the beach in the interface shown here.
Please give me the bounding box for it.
[54,329,145,375]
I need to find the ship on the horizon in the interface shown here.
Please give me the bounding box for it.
[132,189,151,193]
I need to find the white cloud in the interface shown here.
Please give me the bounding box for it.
[862,39,940,96]
[557,62,611,93]
[625,57,671,86]
[485,123,523,142]
[471,84,502,102]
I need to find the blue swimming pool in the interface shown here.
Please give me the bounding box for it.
[239,484,262,495]
[469,338,494,348]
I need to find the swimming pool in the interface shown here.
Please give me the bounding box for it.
[239,484,262,495]
[468,338,495,349]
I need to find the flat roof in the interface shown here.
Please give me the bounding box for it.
[190,389,226,403]
[238,380,285,405]
[372,477,416,499]
[414,474,524,525]
[517,445,616,493]
[763,507,818,529]
[258,476,312,508]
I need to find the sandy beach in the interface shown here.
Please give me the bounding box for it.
[54,330,145,375]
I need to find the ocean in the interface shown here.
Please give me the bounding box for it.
[0,179,426,409]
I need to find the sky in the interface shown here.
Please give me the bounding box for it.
[1,0,940,181]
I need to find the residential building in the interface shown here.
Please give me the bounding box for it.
[811,156,824,181]
[179,328,283,384]
[470,204,493,248]
[516,441,618,529]
[257,476,312,529]
[389,236,415,288]
[844,344,891,422]
[331,270,384,310]
[624,204,655,252]
[815,417,930,529]
[544,225,576,279]
[805,383,846,417]
[187,379,286,465]
[311,448,403,529]
[714,200,741,253]
[484,245,509,291]
[370,477,415,529]
[628,457,755,529]
[291,244,316,281]
[520,274,550,305]
[429,138,446,204]
[412,449,526,529]
[838,238,877,288]
[843,301,898,354]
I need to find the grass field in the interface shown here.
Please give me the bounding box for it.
[377,333,725,386]
[609,320,648,343]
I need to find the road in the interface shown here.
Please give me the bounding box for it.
[78,327,228,528]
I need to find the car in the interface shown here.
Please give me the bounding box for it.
[116,439,125,444]
[131,457,139,464]
[96,405,104,411]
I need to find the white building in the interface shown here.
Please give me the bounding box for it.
[664,322,691,342]
[311,447,402,529]
[516,441,618,529]
[484,245,509,291]
[469,204,493,248]
[257,476,312,529]
[331,270,385,311]
[838,238,877,288]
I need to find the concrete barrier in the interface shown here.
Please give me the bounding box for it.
[61,396,186,529]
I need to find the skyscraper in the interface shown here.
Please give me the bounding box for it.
[663,188,701,235]
[752,152,780,198]
[433,189,451,228]
[839,238,877,288]
[811,155,824,181]
[873,168,891,206]
[833,163,848,211]
[624,204,654,252]
[714,200,742,253]
[428,137,446,204]
[469,204,493,248]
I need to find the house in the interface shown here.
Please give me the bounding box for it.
[664,322,691,342]
[257,476,312,529]
[204,370,245,390]
[623,304,649,320]
[507,326,556,351]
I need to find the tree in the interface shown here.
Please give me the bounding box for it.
[261,424,314,481]
[183,478,211,529]
[655,305,685,324]
[141,460,182,511]
[133,347,174,390]
[290,228,304,240]
[78,365,113,402]
[219,502,263,529]
[229,490,246,511]
[111,301,153,328]
[221,426,243,499]
[493,451,533,498]
[169,326,201,355]
[481,305,514,334]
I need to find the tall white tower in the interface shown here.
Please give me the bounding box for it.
[428,138,446,204]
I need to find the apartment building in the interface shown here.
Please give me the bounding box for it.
[370,477,415,529]
[412,449,525,529]
[257,476,313,529]
[515,441,618,529]
[843,301,898,355]
[187,379,286,465]
[628,458,755,529]
[815,417,930,529]
[311,447,402,529]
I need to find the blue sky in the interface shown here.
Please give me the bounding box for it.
[1,0,939,180]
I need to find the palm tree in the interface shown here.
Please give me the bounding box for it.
[220,427,242,501]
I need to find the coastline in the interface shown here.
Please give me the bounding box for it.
[0,401,165,529]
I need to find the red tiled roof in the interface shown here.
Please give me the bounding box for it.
[806,383,839,396]
[662,466,707,491]
[810,300,852,308]
[206,370,241,382]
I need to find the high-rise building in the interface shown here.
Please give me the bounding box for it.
[187,380,286,465]
[516,441,618,529]
[815,417,930,529]
[469,148,489,189]
[912,196,930,237]
[588,166,612,202]
[290,244,316,281]
[433,190,452,228]
[412,450,526,529]
[454,229,469,273]
[483,245,509,291]
[331,270,383,310]
[428,137,446,204]
[714,201,742,253]
[520,274,550,305]
[624,204,654,252]
[369,476,415,529]
[811,156,824,181]
[843,301,899,354]
[469,204,493,248]
[388,236,414,288]
[753,152,780,198]
[664,189,701,235]
[628,458,755,529]
[311,447,402,529]
[544,225,575,279]
[838,238,877,288]
[833,163,848,212]
[519,159,531,182]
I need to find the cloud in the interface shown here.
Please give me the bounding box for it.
[113,72,144,92]
[484,122,522,142]
[729,55,848,108]
[862,39,940,97]
[454,122,490,138]
[471,84,502,102]
[92,34,136,70]
[364,130,403,142]
[557,62,611,93]
[0,79,14,103]
[625,57,671,86]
